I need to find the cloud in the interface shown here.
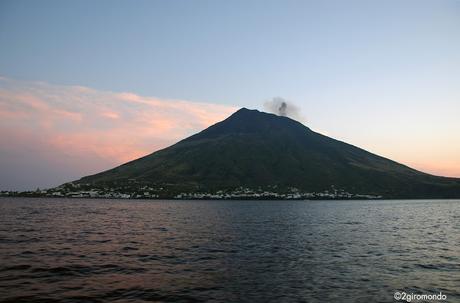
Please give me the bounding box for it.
[0,77,237,190]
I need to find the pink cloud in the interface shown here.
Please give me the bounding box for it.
[0,77,237,189]
[101,111,120,119]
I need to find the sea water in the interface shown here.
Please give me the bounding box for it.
[0,198,459,302]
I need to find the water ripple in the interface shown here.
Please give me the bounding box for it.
[0,198,459,302]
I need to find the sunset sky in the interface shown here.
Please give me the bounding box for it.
[1,0,459,190]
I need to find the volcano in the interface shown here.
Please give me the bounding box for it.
[71,108,460,199]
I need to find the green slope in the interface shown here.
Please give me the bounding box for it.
[76,108,460,198]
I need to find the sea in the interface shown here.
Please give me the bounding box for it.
[0,198,459,303]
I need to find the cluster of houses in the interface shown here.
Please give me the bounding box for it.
[1,183,381,200]
[43,183,160,199]
[174,187,381,200]
[0,183,159,199]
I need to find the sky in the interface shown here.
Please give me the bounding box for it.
[0,0,459,190]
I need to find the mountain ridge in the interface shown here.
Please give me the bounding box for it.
[64,107,460,199]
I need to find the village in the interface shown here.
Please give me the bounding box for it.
[1,183,382,200]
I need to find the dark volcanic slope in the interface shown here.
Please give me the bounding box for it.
[77,108,460,198]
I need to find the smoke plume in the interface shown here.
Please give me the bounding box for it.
[264,97,302,121]
[278,101,287,116]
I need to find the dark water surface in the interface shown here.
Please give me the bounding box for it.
[0,198,459,302]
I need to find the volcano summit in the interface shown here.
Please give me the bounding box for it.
[56,108,460,199]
